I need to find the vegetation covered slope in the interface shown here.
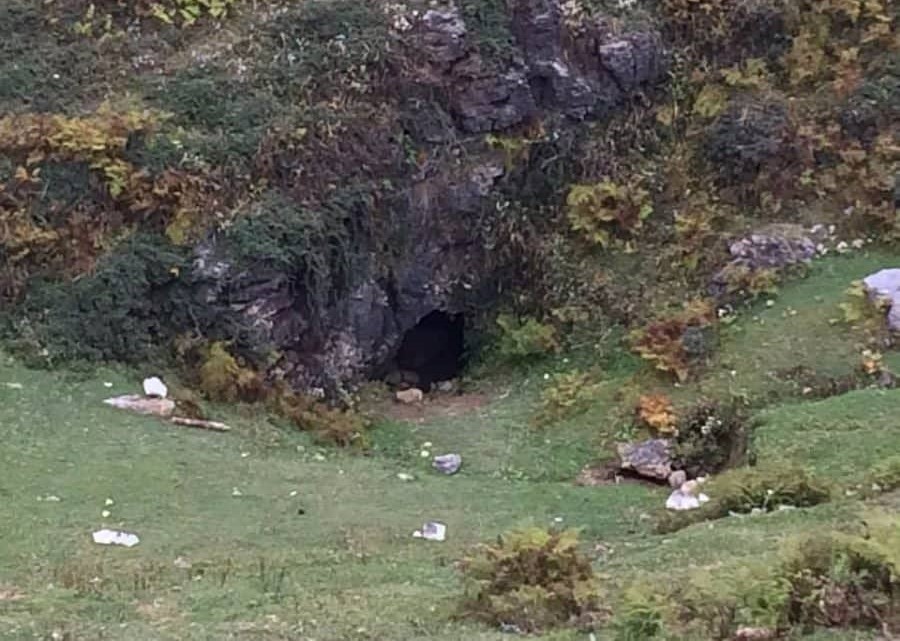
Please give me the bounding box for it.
[1,254,899,640]
[0,0,898,639]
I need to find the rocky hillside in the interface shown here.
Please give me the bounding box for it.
[0,0,897,400]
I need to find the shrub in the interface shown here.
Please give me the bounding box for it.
[5,234,196,365]
[532,369,601,427]
[198,342,266,403]
[0,106,221,297]
[636,394,677,435]
[706,98,793,184]
[840,280,891,341]
[864,455,900,494]
[657,464,832,533]
[669,565,791,639]
[566,180,653,248]
[495,315,560,362]
[460,528,603,632]
[781,521,899,628]
[673,399,753,477]
[272,387,371,448]
[59,0,240,33]
[661,0,789,62]
[630,300,717,382]
[610,586,668,641]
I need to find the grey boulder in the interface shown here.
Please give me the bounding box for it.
[433,453,462,475]
[863,268,900,332]
[617,438,672,481]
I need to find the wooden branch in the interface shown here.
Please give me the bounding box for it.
[170,416,231,432]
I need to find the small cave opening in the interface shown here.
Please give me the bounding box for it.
[384,311,465,391]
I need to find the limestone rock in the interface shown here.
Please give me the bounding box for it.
[396,388,425,404]
[711,224,818,300]
[433,453,462,475]
[418,9,468,65]
[668,470,687,489]
[104,395,175,418]
[732,627,776,641]
[617,438,672,481]
[863,268,900,332]
[666,490,700,511]
[142,376,168,398]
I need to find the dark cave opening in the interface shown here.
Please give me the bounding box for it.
[385,311,465,391]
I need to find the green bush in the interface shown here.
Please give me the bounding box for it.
[865,454,900,494]
[460,528,603,632]
[781,520,899,628]
[5,234,196,365]
[224,190,361,317]
[532,369,601,427]
[610,587,668,641]
[657,464,832,533]
[495,314,560,362]
[674,399,753,477]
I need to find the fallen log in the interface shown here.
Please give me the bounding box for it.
[170,416,231,432]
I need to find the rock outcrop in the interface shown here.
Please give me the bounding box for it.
[190,0,666,397]
[410,1,666,133]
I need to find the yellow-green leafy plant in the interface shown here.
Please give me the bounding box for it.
[864,455,900,494]
[67,0,240,33]
[630,300,717,382]
[495,314,560,362]
[460,528,603,633]
[272,387,372,448]
[673,191,726,271]
[839,280,890,340]
[691,83,729,119]
[198,342,266,403]
[721,57,773,89]
[485,121,547,170]
[149,0,239,25]
[566,179,653,248]
[533,370,601,427]
[782,0,894,88]
[0,106,218,298]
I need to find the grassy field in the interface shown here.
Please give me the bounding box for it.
[1,251,898,641]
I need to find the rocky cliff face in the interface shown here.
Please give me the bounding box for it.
[186,1,666,396]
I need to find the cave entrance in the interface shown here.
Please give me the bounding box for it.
[388,311,465,391]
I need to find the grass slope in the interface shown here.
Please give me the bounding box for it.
[1,253,898,640]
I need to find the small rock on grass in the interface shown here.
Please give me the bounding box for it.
[433,453,462,475]
[668,470,687,488]
[396,388,424,404]
[412,521,447,542]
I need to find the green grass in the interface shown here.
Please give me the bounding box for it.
[2,253,899,640]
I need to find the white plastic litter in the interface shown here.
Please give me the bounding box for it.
[142,376,168,398]
[92,529,140,547]
[413,521,447,542]
[666,489,709,511]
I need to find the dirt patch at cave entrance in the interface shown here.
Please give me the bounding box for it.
[364,388,491,424]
